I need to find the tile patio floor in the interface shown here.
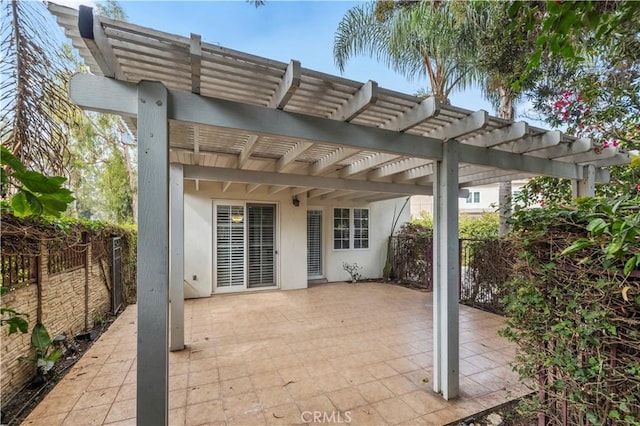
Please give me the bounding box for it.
[23,283,529,426]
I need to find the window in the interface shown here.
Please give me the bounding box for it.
[353,208,369,249]
[333,208,350,249]
[466,191,480,204]
[333,207,370,250]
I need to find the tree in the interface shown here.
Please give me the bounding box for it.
[334,1,480,104]
[517,0,640,201]
[0,0,78,176]
[62,2,138,224]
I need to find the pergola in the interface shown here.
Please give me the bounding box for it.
[50,3,629,424]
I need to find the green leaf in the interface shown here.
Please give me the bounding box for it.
[561,238,591,256]
[0,146,26,172]
[10,192,30,217]
[507,2,521,19]
[12,171,66,194]
[624,254,639,275]
[31,323,52,353]
[586,218,608,235]
[24,191,44,216]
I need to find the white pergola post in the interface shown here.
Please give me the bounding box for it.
[170,163,185,351]
[573,164,596,197]
[433,140,460,400]
[137,81,169,425]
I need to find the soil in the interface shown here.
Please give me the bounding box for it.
[0,314,118,426]
[447,397,538,426]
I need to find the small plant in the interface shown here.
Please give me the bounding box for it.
[31,323,63,379]
[0,286,29,335]
[342,262,363,283]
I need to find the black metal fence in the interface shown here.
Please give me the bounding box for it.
[390,236,513,314]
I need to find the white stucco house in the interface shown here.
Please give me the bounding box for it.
[411,180,529,218]
[49,2,629,423]
[182,179,409,297]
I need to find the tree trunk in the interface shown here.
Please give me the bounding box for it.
[121,144,138,224]
[498,85,514,237]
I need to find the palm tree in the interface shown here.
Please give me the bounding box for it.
[0,0,78,176]
[334,1,480,104]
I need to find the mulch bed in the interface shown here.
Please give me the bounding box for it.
[0,315,118,426]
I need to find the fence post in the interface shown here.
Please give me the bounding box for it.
[36,242,46,324]
[84,232,90,330]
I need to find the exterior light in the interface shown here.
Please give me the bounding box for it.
[231,213,244,223]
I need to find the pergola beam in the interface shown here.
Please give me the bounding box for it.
[368,158,430,179]
[184,165,435,196]
[221,181,232,192]
[246,183,261,193]
[189,33,201,94]
[193,127,200,165]
[394,164,434,182]
[238,135,259,169]
[309,147,359,176]
[77,6,123,78]
[308,189,334,199]
[531,138,591,159]
[499,130,562,154]
[291,187,310,196]
[276,141,314,172]
[269,185,289,194]
[268,60,301,109]
[70,74,598,181]
[426,110,488,140]
[383,97,439,132]
[340,153,398,177]
[465,121,528,148]
[329,80,378,122]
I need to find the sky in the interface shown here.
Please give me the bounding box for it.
[53,0,500,115]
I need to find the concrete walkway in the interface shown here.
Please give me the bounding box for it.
[23,283,528,425]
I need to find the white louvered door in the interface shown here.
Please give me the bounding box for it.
[247,204,276,288]
[307,210,323,278]
[215,204,245,289]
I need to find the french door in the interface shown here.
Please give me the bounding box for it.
[214,202,277,291]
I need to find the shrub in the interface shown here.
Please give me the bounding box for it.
[501,194,640,424]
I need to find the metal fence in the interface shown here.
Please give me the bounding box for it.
[390,236,512,314]
[111,237,122,314]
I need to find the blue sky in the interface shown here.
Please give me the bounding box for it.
[58,0,498,114]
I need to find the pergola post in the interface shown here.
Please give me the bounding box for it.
[137,81,169,425]
[573,164,596,197]
[433,140,460,400]
[170,163,185,351]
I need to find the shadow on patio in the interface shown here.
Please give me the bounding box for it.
[23,283,529,425]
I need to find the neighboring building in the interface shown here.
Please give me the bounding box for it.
[411,180,529,218]
[183,180,410,297]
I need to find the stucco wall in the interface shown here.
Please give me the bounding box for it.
[309,198,410,282]
[183,180,410,294]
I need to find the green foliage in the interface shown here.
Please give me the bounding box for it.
[0,286,29,335]
[410,212,498,239]
[1,146,74,217]
[411,210,433,229]
[502,194,640,423]
[459,213,499,239]
[98,147,134,224]
[30,323,62,377]
[508,1,640,82]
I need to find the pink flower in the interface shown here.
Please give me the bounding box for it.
[603,141,610,148]
[613,140,619,147]
[637,184,640,192]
